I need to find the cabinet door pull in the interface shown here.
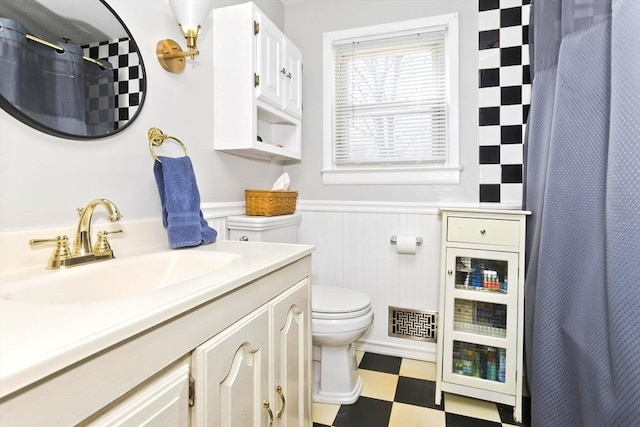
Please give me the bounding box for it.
[275,385,286,418]
[286,72,292,79]
[263,401,274,427]
[280,67,287,75]
[480,229,486,235]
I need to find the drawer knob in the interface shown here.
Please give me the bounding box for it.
[480,229,486,235]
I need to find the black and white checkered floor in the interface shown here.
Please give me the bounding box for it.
[312,352,531,427]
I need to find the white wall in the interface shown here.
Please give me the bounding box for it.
[0,0,286,232]
[0,0,481,359]
[282,0,479,203]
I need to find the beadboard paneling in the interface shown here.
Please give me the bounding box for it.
[207,200,486,361]
[297,202,461,361]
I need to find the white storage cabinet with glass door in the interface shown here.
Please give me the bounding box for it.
[435,209,530,423]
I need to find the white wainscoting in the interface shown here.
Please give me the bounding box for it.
[203,199,483,362]
[296,200,481,362]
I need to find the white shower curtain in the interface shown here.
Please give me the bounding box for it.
[524,0,640,425]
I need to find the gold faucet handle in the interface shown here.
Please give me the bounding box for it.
[93,230,123,256]
[29,235,72,269]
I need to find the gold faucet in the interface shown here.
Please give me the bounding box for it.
[29,198,123,270]
[74,198,122,256]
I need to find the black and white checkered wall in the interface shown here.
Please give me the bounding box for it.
[478,0,531,204]
[83,37,144,131]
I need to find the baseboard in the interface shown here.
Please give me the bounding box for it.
[356,339,437,363]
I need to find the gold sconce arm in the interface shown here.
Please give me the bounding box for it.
[158,0,213,75]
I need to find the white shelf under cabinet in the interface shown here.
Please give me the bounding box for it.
[213,2,302,163]
[435,208,530,423]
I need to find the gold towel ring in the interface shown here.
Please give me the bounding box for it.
[147,127,188,162]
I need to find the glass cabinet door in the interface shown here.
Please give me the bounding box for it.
[442,248,519,393]
[453,255,509,293]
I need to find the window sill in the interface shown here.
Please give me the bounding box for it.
[321,166,461,185]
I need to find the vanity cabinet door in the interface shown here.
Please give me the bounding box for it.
[85,359,190,427]
[271,279,311,427]
[191,306,271,427]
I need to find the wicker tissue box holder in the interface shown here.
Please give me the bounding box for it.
[245,189,298,216]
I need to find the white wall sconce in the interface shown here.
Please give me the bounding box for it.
[157,0,215,74]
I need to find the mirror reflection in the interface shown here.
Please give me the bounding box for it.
[0,0,146,139]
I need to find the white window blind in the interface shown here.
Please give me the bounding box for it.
[333,28,448,166]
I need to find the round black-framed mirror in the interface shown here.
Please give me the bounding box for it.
[0,0,146,140]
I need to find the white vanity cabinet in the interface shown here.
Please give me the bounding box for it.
[435,209,530,423]
[213,2,302,162]
[191,279,310,427]
[0,252,312,427]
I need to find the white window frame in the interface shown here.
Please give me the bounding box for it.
[322,14,460,185]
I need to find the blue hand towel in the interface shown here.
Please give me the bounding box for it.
[153,156,217,248]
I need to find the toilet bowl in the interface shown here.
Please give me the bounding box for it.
[312,286,374,405]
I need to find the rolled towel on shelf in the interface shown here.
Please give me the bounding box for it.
[153,155,217,248]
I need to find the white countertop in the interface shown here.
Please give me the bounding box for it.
[0,240,313,399]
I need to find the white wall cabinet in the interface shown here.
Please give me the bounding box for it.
[255,16,302,119]
[191,279,310,427]
[213,2,302,162]
[435,209,530,423]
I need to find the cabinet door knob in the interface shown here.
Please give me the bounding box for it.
[280,67,287,75]
[447,270,453,275]
[286,72,292,79]
[480,229,486,235]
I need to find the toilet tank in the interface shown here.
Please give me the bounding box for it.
[226,213,302,243]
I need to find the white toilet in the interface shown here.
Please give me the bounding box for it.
[227,213,374,405]
[311,285,373,404]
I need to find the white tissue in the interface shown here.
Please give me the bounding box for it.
[396,234,418,255]
[271,172,291,191]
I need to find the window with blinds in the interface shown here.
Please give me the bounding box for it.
[323,14,459,185]
[333,29,447,165]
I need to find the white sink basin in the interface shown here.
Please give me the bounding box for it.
[0,250,241,304]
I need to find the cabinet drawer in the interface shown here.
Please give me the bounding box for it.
[447,217,520,246]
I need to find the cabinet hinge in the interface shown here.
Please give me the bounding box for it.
[254,21,260,35]
[188,375,195,407]
[254,73,260,87]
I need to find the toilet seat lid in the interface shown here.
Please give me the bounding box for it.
[312,286,371,315]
